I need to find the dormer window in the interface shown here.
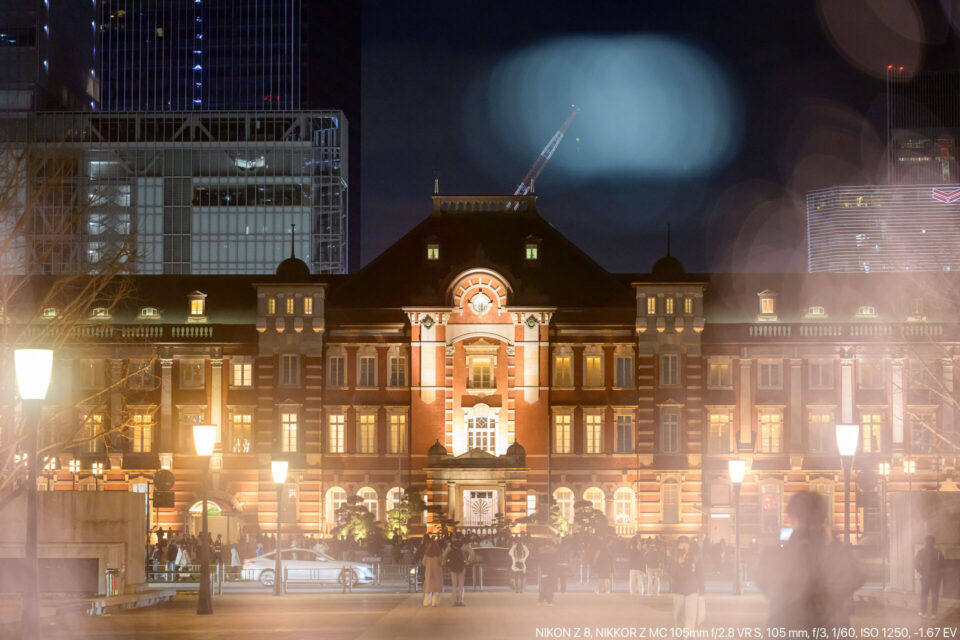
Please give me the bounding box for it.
[187,291,207,322]
[525,243,539,260]
[908,297,925,321]
[267,297,276,315]
[806,306,825,318]
[138,306,160,320]
[303,297,313,315]
[41,307,58,319]
[285,297,295,315]
[758,290,778,321]
[426,243,439,260]
[856,305,877,318]
[90,307,110,319]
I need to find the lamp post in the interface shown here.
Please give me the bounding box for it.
[92,462,104,491]
[69,458,79,490]
[904,458,915,493]
[728,459,746,595]
[271,460,288,596]
[836,424,860,546]
[14,348,53,640]
[878,462,890,592]
[192,424,216,615]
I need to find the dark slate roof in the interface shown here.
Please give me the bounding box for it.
[327,196,634,310]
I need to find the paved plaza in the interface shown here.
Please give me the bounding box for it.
[21,590,959,640]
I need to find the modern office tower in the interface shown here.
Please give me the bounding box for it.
[807,185,960,273]
[886,69,960,184]
[0,0,97,111]
[98,0,301,111]
[15,110,347,275]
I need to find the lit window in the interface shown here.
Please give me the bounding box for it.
[584,413,603,454]
[646,297,656,315]
[190,298,205,316]
[470,357,494,389]
[281,411,298,452]
[758,410,782,453]
[660,408,681,453]
[303,297,313,315]
[527,493,538,516]
[553,487,574,522]
[708,410,731,453]
[41,307,58,319]
[230,413,252,453]
[285,297,295,315]
[427,243,439,260]
[327,414,345,453]
[358,488,378,519]
[683,296,693,315]
[553,414,572,454]
[615,413,634,453]
[279,354,300,386]
[861,413,882,453]
[326,487,346,523]
[584,353,603,387]
[388,413,407,453]
[267,297,276,315]
[807,411,835,453]
[614,487,634,524]
[553,354,572,387]
[660,353,680,386]
[583,487,605,513]
[665,297,675,315]
[82,413,104,453]
[466,416,496,454]
[131,413,153,453]
[358,414,376,453]
[138,306,160,320]
[760,297,776,315]
[231,360,253,387]
[807,306,825,317]
[90,307,110,319]
[525,243,538,260]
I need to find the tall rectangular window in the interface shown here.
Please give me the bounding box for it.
[615,355,633,387]
[554,355,572,386]
[707,361,732,388]
[131,413,153,453]
[267,297,277,315]
[525,243,538,260]
[327,414,345,453]
[808,360,834,389]
[665,297,675,315]
[807,411,835,453]
[303,297,313,315]
[427,243,439,260]
[281,411,298,453]
[584,413,603,454]
[859,359,885,389]
[758,410,783,453]
[388,413,408,453]
[660,409,681,453]
[358,414,376,453]
[660,353,680,386]
[190,298,205,316]
[708,410,732,453]
[82,413,104,454]
[911,412,935,454]
[646,297,656,315]
[358,354,377,387]
[861,413,882,453]
[584,354,603,387]
[758,360,782,389]
[230,412,253,453]
[470,357,494,389]
[615,413,634,453]
[327,355,345,387]
[279,354,300,386]
[180,359,204,389]
[760,297,775,315]
[683,296,693,314]
[388,354,407,387]
[231,360,253,387]
[285,297,295,314]
[79,359,104,388]
[553,414,572,454]
[130,360,155,390]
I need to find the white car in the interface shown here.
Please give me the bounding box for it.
[243,549,376,587]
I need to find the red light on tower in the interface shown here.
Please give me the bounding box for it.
[887,65,893,70]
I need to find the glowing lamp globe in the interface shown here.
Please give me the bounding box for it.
[835,424,860,457]
[728,459,746,484]
[14,349,54,400]
[271,460,288,485]
[193,424,216,457]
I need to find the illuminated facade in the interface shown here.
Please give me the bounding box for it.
[7,194,959,547]
[807,185,960,273]
[6,109,347,275]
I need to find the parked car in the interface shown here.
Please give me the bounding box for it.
[243,549,376,587]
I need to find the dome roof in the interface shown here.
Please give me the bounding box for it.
[427,439,448,457]
[275,256,311,282]
[651,254,686,280]
[506,441,526,457]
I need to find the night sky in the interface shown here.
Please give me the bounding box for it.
[357,0,960,274]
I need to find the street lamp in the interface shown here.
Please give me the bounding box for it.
[728,459,746,596]
[271,460,288,596]
[836,424,860,546]
[192,423,216,616]
[878,462,890,592]
[92,462,104,491]
[904,458,916,493]
[68,459,80,490]
[14,348,53,640]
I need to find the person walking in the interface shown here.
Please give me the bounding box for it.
[165,538,179,582]
[537,539,560,605]
[629,539,647,595]
[757,491,864,633]
[645,539,663,596]
[669,538,705,630]
[443,540,467,606]
[594,541,613,594]
[175,541,192,581]
[421,536,443,607]
[508,536,530,594]
[914,535,944,619]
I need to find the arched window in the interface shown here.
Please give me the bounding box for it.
[662,478,680,524]
[583,487,605,514]
[553,487,574,523]
[357,487,378,519]
[613,487,635,524]
[386,486,404,514]
[326,487,347,524]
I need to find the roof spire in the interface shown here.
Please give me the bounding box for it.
[290,223,296,259]
[530,178,535,194]
[666,223,671,257]
[433,170,440,195]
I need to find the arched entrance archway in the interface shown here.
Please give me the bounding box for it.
[188,499,241,544]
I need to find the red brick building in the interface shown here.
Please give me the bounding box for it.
[8,194,960,546]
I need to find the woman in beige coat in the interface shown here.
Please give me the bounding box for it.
[421,537,443,607]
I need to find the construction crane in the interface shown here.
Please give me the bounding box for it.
[514,105,580,196]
